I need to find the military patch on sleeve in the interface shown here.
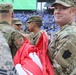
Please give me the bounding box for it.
[62,50,72,59]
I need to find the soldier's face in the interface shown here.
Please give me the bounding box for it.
[54,4,73,27]
[27,22,35,32]
[13,24,22,31]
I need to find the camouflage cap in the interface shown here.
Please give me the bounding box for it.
[15,21,22,25]
[12,18,22,25]
[0,3,13,12]
[27,15,42,23]
[51,0,76,7]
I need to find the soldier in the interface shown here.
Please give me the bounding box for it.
[12,18,24,33]
[14,15,54,75]
[0,32,18,75]
[0,3,24,58]
[48,0,76,75]
[27,15,43,45]
[23,15,49,45]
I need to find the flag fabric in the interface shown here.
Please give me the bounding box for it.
[14,32,54,75]
[36,32,54,75]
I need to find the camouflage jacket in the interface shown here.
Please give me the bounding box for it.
[48,22,76,75]
[30,30,48,45]
[30,32,40,45]
[0,32,18,75]
[0,21,24,58]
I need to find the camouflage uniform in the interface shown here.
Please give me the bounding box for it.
[0,21,24,58]
[27,15,43,45]
[12,18,25,34]
[0,3,24,58]
[48,0,76,75]
[48,22,76,75]
[51,0,76,7]
[0,32,18,75]
[12,18,22,25]
[30,31,41,45]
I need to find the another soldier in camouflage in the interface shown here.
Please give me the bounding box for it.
[12,18,23,32]
[27,15,43,45]
[22,15,49,45]
[48,0,76,75]
[0,32,18,75]
[0,3,24,58]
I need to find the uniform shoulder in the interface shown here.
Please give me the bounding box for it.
[56,25,76,40]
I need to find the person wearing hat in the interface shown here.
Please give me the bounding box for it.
[12,18,24,31]
[0,3,24,58]
[26,15,44,45]
[19,15,55,75]
[23,15,49,45]
[0,3,21,75]
[21,15,43,44]
[48,0,76,75]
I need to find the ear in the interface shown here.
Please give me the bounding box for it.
[74,8,76,15]
[70,7,76,16]
[73,8,76,12]
[72,7,76,13]
[12,12,14,18]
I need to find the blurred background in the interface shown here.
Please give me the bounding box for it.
[1,0,59,38]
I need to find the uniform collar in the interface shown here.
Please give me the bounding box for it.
[60,22,76,31]
[0,21,10,25]
[55,22,76,35]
